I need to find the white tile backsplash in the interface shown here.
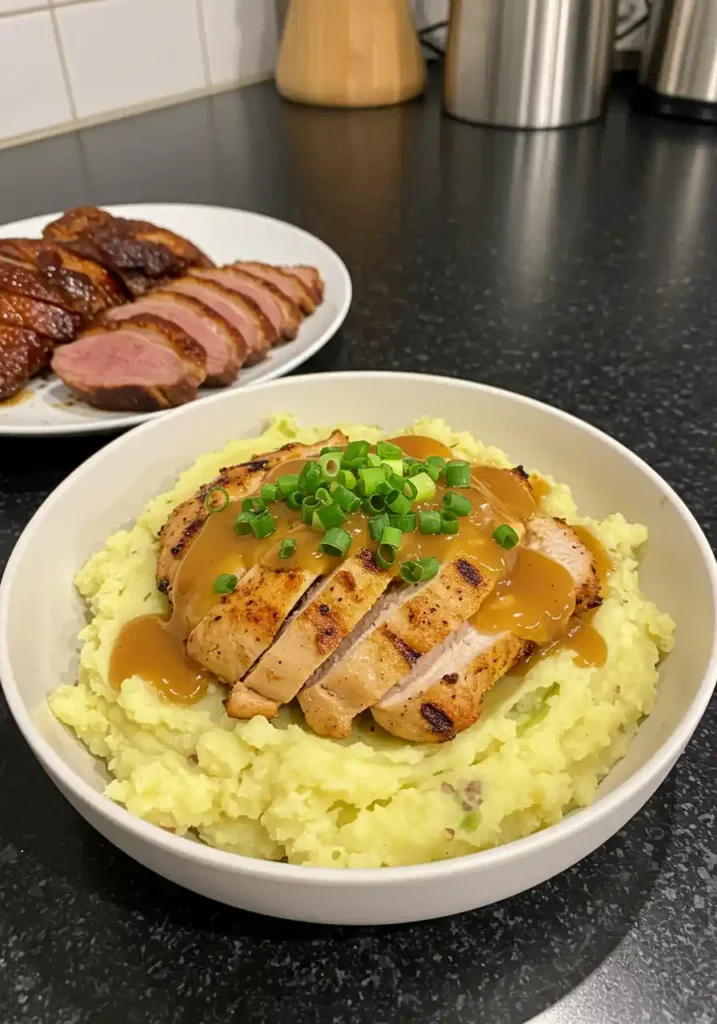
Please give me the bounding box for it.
[0,0,48,10]
[0,10,72,139]
[56,0,206,119]
[202,0,278,87]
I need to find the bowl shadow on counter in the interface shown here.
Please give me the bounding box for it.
[63,775,677,1024]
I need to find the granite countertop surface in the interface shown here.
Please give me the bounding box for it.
[0,73,715,1024]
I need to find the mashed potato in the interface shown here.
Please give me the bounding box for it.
[49,416,675,867]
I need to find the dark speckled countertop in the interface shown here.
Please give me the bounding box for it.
[0,72,716,1024]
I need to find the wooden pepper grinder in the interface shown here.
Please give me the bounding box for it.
[277,0,426,108]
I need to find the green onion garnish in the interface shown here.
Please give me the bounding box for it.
[362,494,386,515]
[420,462,441,483]
[319,527,352,557]
[418,510,442,535]
[251,510,277,539]
[213,572,238,594]
[358,467,386,496]
[410,472,437,503]
[332,485,361,513]
[376,480,393,496]
[386,490,412,516]
[366,452,382,468]
[493,524,519,549]
[261,483,279,503]
[301,495,321,525]
[279,539,297,559]
[318,451,342,481]
[425,455,446,471]
[320,446,343,456]
[401,478,418,500]
[233,511,255,535]
[376,544,397,569]
[299,461,322,493]
[400,557,440,584]
[380,525,403,549]
[337,469,357,490]
[381,458,404,477]
[343,440,370,462]
[315,487,331,504]
[445,460,471,488]
[376,440,402,460]
[368,512,390,541]
[204,487,230,513]
[242,496,266,515]
[277,474,300,497]
[440,511,459,535]
[315,503,347,530]
[285,489,304,511]
[442,491,472,517]
[389,512,417,533]
[342,456,368,471]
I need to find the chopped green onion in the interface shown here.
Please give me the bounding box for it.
[411,472,437,503]
[318,451,341,481]
[261,483,279,503]
[376,440,402,460]
[376,544,397,569]
[381,458,404,477]
[380,525,403,549]
[242,496,266,515]
[387,472,408,493]
[386,489,412,516]
[332,485,361,513]
[315,503,347,530]
[277,474,300,497]
[493,524,519,549]
[407,461,424,477]
[366,452,382,468]
[315,487,331,504]
[341,456,368,471]
[425,455,446,471]
[343,440,370,462]
[320,446,343,456]
[299,461,322,493]
[376,480,393,496]
[400,557,440,584]
[443,491,472,516]
[401,478,418,500]
[319,527,352,557]
[389,512,416,533]
[285,490,304,511]
[251,510,277,539]
[368,512,390,541]
[279,539,296,559]
[204,487,230,513]
[362,493,386,515]
[233,511,255,535]
[404,456,419,467]
[358,467,386,496]
[445,460,471,488]
[440,511,459,535]
[213,572,238,594]
[301,495,321,525]
[418,510,442,535]
[337,469,357,490]
[418,462,441,482]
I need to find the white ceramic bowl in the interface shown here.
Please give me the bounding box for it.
[1,372,716,926]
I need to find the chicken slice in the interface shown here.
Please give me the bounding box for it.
[186,563,320,684]
[227,549,392,717]
[372,517,602,742]
[298,556,496,739]
[156,431,347,599]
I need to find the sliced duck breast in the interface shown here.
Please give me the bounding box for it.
[280,265,324,304]
[107,290,244,386]
[165,276,270,364]
[233,261,316,314]
[192,267,301,341]
[0,326,32,399]
[0,291,81,343]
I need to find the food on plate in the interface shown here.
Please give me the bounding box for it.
[49,417,674,867]
[0,206,326,409]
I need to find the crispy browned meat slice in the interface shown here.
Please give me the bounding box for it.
[187,564,320,685]
[123,220,213,269]
[0,239,128,311]
[0,261,87,318]
[165,277,267,364]
[280,266,324,304]
[0,290,81,342]
[298,556,496,739]
[155,432,348,599]
[209,267,302,341]
[0,326,30,399]
[83,313,207,386]
[42,206,116,241]
[233,261,315,314]
[227,549,391,718]
[372,517,602,743]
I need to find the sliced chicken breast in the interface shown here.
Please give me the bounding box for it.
[298,556,496,739]
[228,549,392,715]
[186,563,320,684]
[156,432,348,599]
[525,516,601,612]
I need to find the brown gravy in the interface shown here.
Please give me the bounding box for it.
[515,608,608,673]
[0,388,30,409]
[109,614,213,703]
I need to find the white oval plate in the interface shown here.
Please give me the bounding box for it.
[0,203,351,437]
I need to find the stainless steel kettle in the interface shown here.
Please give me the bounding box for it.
[444,0,618,129]
[639,0,717,122]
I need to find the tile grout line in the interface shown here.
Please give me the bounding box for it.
[194,0,212,89]
[48,1,79,120]
[0,0,101,17]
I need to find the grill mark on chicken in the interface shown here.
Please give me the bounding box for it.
[455,559,483,588]
[383,629,421,667]
[420,703,455,737]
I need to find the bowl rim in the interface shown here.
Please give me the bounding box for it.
[2,370,716,885]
